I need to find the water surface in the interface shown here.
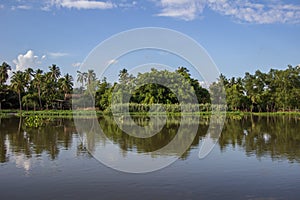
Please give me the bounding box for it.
[0,115,299,200]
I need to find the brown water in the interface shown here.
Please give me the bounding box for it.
[0,115,300,200]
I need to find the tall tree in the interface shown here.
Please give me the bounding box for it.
[0,62,12,110]
[32,69,44,109]
[119,68,130,84]
[87,70,96,86]
[77,70,87,88]
[0,62,11,85]
[24,68,34,83]
[209,74,227,106]
[10,71,26,112]
[49,64,61,82]
[59,73,74,99]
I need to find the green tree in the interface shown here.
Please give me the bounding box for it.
[95,77,111,110]
[0,62,11,110]
[76,70,87,89]
[226,77,246,111]
[176,67,210,104]
[0,62,11,85]
[49,64,61,82]
[58,73,74,99]
[10,71,27,111]
[209,74,227,106]
[87,70,96,86]
[32,69,44,109]
[43,66,61,109]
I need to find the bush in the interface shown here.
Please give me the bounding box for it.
[25,116,45,128]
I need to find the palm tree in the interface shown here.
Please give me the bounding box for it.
[49,64,61,81]
[77,70,87,88]
[119,68,129,84]
[32,69,44,109]
[11,71,26,112]
[59,73,74,100]
[0,62,11,85]
[24,68,34,84]
[87,70,96,86]
[0,62,11,110]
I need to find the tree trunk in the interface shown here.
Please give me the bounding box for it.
[38,86,42,110]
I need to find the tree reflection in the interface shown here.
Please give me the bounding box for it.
[219,115,300,162]
[1,115,300,165]
[0,117,77,163]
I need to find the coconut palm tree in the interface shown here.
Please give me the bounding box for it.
[49,64,61,82]
[77,70,87,88]
[87,70,96,86]
[0,62,11,110]
[32,69,44,109]
[0,62,11,85]
[59,73,74,99]
[24,67,34,83]
[10,71,26,112]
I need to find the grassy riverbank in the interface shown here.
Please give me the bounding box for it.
[1,109,300,118]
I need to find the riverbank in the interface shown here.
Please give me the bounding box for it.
[1,109,300,118]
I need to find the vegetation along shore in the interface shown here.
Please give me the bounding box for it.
[1,61,299,115]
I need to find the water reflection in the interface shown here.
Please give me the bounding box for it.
[0,115,300,168]
[219,115,300,162]
[0,117,83,170]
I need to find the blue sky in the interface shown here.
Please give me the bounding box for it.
[1,0,300,82]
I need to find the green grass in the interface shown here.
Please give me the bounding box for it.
[1,109,300,118]
[239,111,300,116]
[0,109,104,117]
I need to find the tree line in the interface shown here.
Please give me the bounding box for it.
[210,65,300,112]
[1,61,299,112]
[0,62,73,111]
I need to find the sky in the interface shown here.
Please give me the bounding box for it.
[1,0,300,83]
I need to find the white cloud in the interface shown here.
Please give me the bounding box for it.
[7,50,44,83]
[14,5,32,10]
[48,52,69,58]
[207,0,300,24]
[13,50,43,72]
[72,62,82,67]
[118,0,137,9]
[154,0,300,24]
[0,4,4,9]
[155,0,205,21]
[50,0,115,10]
[6,0,300,24]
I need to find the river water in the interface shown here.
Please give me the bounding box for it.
[0,115,299,199]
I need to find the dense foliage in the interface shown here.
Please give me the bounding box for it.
[1,61,299,112]
[0,62,73,111]
[211,65,300,112]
